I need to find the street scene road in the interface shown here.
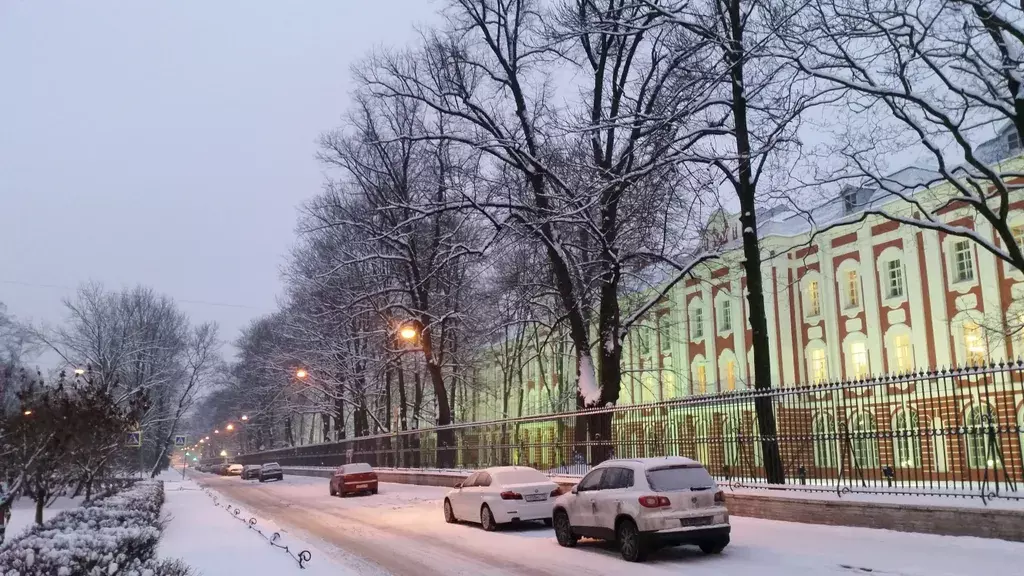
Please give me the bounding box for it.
[190,473,1024,576]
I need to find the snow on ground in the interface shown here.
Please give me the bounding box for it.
[189,470,1024,576]
[158,473,383,576]
[3,495,79,541]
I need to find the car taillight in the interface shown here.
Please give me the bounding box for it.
[500,491,523,500]
[550,488,561,497]
[638,495,671,508]
[714,490,725,503]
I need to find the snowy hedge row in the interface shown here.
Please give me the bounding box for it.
[0,480,190,576]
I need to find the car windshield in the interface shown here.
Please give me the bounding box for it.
[344,463,373,473]
[646,465,716,492]
[493,469,547,484]
[263,463,280,470]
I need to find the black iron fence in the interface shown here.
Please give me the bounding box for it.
[237,363,1024,503]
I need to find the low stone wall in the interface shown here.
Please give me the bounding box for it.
[281,466,1024,542]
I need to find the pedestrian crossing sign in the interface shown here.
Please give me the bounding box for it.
[174,435,187,448]
[125,431,142,447]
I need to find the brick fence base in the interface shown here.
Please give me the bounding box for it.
[281,467,1024,542]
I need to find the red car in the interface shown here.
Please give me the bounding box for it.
[329,463,378,496]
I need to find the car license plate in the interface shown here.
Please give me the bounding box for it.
[680,516,712,527]
[525,494,546,502]
[356,484,368,489]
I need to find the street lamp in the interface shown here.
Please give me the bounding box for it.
[219,450,227,457]
[214,429,220,434]
[241,415,248,421]
[199,439,205,444]
[226,423,234,431]
[295,369,308,379]
[399,325,418,341]
[73,368,85,376]
[205,436,210,441]
[23,410,32,416]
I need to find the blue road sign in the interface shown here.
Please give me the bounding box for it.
[125,431,142,447]
[174,434,187,448]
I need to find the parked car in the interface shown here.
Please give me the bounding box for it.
[259,462,284,482]
[213,463,229,475]
[329,463,377,496]
[443,466,558,531]
[226,463,244,476]
[551,457,730,562]
[241,465,262,480]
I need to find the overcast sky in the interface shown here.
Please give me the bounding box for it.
[0,1,439,364]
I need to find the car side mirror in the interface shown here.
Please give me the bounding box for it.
[571,486,578,495]
[454,482,463,489]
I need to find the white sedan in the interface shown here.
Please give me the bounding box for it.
[443,466,560,531]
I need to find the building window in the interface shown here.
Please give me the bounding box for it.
[725,360,736,391]
[963,322,987,365]
[1007,129,1020,154]
[886,260,904,299]
[694,363,707,395]
[893,409,921,468]
[952,241,975,283]
[844,269,860,309]
[806,280,821,317]
[720,299,733,333]
[894,334,913,373]
[849,341,869,379]
[658,313,671,352]
[850,412,879,468]
[965,406,999,469]
[1013,224,1024,251]
[812,412,837,468]
[809,346,828,384]
[691,306,704,339]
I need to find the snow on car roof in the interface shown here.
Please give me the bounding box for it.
[596,456,701,469]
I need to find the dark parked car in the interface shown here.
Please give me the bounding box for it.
[241,465,262,480]
[259,462,283,482]
[214,463,229,475]
[329,463,378,496]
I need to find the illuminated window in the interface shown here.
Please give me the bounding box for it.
[844,269,860,309]
[725,360,736,391]
[695,363,707,395]
[964,322,986,365]
[966,406,999,469]
[810,347,828,384]
[886,260,904,299]
[1013,224,1024,250]
[893,409,921,468]
[851,412,879,467]
[720,299,733,333]
[953,241,975,282]
[894,334,913,373]
[806,281,821,317]
[849,341,869,379]
[691,306,704,339]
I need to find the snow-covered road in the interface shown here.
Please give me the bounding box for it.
[190,472,1023,576]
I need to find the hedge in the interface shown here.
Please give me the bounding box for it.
[0,480,191,576]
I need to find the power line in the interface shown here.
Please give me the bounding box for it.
[0,279,263,311]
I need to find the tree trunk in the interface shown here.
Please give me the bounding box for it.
[33,489,45,525]
[726,0,784,484]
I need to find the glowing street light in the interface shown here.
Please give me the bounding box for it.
[295,369,308,379]
[199,439,205,444]
[73,368,85,376]
[23,410,32,416]
[226,424,234,431]
[205,436,210,441]
[241,415,248,421]
[219,450,227,457]
[399,325,418,341]
[214,429,220,434]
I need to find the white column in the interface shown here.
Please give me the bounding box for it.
[922,230,953,366]
[902,232,931,369]
[775,255,798,385]
[702,282,717,390]
[858,228,885,374]
[732,276,747,387]
[819,239,843,378]
[975,218,1007,361]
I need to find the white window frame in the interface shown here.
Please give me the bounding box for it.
[806,340,829,384]
[800,272,823,320]
[689,298,706,341]
[835,259,863,317]
[885,324,915,375]
[717,294,734,335]
[844,333,871,380]
[951,240,975,284]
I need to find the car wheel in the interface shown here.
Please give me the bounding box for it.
[699,535,729,555]
[480,505,497,532]
[553,510,577,548]
[616,518,648,563]
[330,486,337,496]
[444,499,457,524]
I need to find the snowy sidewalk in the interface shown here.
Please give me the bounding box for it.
[159,475,374,576]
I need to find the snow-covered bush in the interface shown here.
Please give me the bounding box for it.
[0,480,191,576]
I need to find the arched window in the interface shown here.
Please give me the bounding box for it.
[719,349,739,392]
[812,412,837,468]
[806,340,829,384]
[844,333,871,380]
[885,325,915,375]
[722,416,740,470]
[892,409,921,468]
[850,411,880,468]
[691,355,708,395]
[965,405,1000,469]
[694,416,711,466]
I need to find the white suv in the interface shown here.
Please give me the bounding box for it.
[551,457,730,562]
